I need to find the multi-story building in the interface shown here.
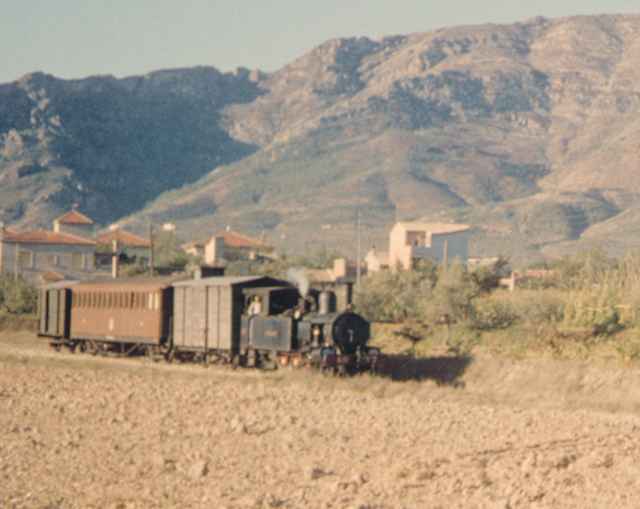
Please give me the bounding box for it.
[366,222,471,272]
[0,222,96,282]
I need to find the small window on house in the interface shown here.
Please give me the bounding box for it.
[71,253,84,270]
[154,292,160,311]
[18,251,33,269]
[148,293,153,311]
[47,254,60,267]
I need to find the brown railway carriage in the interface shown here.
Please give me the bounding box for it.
[70,277,181,345]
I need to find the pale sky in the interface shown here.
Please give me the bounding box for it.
[2,0,638,83]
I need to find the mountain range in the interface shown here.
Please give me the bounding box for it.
[2,14,640,263]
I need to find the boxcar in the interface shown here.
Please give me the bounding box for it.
[171,276,292,356]
[70,277,180,349]
[38,281,78,341]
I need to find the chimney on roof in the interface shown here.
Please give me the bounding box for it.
[72,203,79,210]
[226,225,231,232]
[109,223,120,231]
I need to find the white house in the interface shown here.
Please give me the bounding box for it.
[366,221,471,272]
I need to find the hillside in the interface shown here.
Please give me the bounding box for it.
[4,14,640,262]
[0,67,263,226]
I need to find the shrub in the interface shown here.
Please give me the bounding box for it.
[0,275,38,315]
[422,261,479,325]
[508,290,565,325]
[355,264,437,323]
[471,257,510,293]
[473,298,519,330]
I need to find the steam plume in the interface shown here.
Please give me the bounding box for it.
[287,267,309,297]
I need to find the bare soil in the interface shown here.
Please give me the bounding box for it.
[3,333,640,508]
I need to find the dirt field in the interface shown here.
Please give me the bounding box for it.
[3,333,640,508]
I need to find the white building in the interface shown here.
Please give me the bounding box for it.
[366,222,471,272]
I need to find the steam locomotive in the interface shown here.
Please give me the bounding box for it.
[38,275,379,373]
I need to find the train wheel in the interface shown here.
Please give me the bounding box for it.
[86,340,98,356]
[164,348,175,363]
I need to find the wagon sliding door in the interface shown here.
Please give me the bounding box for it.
[207,285,233,350]
[174,286,208,349]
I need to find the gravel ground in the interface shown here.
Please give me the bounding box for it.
[2,333,640,508]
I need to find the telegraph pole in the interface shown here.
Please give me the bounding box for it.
[356,207,361,288]
[149,223,155,277]
[111,239,119,279]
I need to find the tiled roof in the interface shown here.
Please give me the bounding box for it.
[40,271,66,283]
[1,229,96,246]
[183,230,271,252]
[394,222,471,235]
[97,229,151,248]
[55,210,94,225]
[216,230,268,249]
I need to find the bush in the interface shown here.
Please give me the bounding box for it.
[508,290,565,325]
[0,275,37,315]
[473,298,519,330]
[471,257,510,293]
[355,263,437,322]
[423,261,479,325]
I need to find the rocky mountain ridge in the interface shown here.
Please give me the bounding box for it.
[3,14,640,261]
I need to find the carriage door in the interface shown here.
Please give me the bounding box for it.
[185,286,208,350]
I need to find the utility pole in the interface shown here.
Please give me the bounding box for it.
[356,207,361,288]
[149,223,155,277]
[14,243,19,280]
[442,239,449,275]
[111,239,119,279]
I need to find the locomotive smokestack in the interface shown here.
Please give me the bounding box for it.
[287,267,309,297]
